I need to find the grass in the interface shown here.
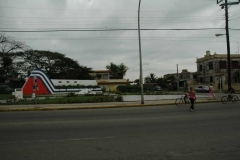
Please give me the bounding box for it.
[0,94,13,100]
[1,95,118,105]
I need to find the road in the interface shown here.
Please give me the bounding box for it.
[0,102,240,160]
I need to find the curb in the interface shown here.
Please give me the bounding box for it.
[0,100,221,112]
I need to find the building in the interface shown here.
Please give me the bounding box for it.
[164,69,197,87]
[90,70,132,91]
[196,50,240,89]
[22,69,102,95]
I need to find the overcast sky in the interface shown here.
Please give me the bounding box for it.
[0,0,240,81]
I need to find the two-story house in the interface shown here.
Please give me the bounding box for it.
[90,70,132,91]
[196,50,240,89]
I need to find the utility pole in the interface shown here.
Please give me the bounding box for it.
[177,64,179,91]
[217,0,239,88]
[138,0,144,104]
[238,42,239,54]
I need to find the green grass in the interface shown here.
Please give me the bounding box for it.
[0,94,12,100]
[2,95,117,105]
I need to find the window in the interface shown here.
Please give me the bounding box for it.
[232,61,239,69]
[209,62,213,70]
[67,81,69,83]
[219,61,226,69]
[199,65,202,71]
[210,76,213,82]
[74,81,77,83]
[58,81,62,83]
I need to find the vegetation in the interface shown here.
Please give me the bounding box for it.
[1,94,123,105]
[106,62,128,79]
[135,73,177,91]
[0,33,94,87]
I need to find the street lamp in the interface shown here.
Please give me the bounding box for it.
[138,0,144,104]
[215,34,225,37]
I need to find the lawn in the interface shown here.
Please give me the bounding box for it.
[1,94,121,105]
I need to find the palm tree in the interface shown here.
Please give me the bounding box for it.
[117,63,128,79]
[106,62,128,79]
[145,73,157,84]
[106,62,118,79]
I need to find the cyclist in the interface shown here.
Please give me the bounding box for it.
[183,84,189,104]
[228,86,235,99]
[189,87,196,112]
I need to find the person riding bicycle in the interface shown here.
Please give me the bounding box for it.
[228,86,235,99]
[183,84,189,104]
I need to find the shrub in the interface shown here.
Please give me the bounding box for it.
[115,95,123,102]
[66,92,77,97]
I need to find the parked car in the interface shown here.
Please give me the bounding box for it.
[195,85,209,93]
[154,86,162,91]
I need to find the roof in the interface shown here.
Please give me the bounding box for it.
[91,70,111,73]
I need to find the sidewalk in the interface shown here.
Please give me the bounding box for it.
[0,97,220,112]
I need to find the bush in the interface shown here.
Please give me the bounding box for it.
[115,95,123,102]
[66,92,77,97]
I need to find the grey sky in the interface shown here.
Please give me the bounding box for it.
[0,0,240,81]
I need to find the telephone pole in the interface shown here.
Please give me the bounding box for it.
[217,0,240,88]
[138,0,144,104]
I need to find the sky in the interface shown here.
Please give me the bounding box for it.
[0,0,240,81]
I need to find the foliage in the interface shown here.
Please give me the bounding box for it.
[15,50,93,79]
[3,95,117,105]
[145,73,157,84]
[117,85,141,93]
[135,73,177,91]
[115,95,123,102]
[117,84,156,93]
[0,85,14,94]
[66,92,77,97]
[106,62,128,79]
[0,34,28,84]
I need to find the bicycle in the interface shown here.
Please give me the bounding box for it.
[175,95,191,107]
[221,94,239,104]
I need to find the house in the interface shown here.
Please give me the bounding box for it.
[90,70,132,91]
[196,50,240,89]
[164,69,197,87]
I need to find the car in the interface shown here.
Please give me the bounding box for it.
[195,85,209,93]
[154,86,162,91]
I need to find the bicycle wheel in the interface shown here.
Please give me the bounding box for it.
[232,95,239,103]
[221,96,228,104]
[175,98,184,107]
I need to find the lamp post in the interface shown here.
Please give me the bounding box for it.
[138,0,144,104]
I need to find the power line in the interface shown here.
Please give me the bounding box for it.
[0,28,227,32]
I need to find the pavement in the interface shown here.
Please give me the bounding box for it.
[0,96,221,112]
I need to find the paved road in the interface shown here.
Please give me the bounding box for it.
[0,102,240,160]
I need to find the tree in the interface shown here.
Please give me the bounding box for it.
[106,62,119,79]
[0,34,28,83]
[16,50,93,79]
[106,62,128,79]
[144,73,157,84]
[117,63,128,79]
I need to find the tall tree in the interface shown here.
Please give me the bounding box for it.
[106,62,119,79]
[16,50,93,79]
[117,63,128,79]
[0,34,28,83]
[144,73,157,84]
[106,62,128,79]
